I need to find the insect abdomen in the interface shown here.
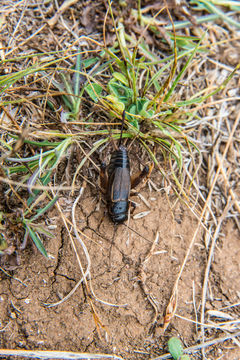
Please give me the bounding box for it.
[108,146,130,175]
[107,146,131,224]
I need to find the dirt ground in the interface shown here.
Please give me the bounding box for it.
[0,1,240,359]
[1,184,239,359]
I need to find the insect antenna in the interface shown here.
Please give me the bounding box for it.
[127,129,140,152]
[118,110,125,148]
[122,223,154,245]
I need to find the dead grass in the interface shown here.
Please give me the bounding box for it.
[0,1,240,359]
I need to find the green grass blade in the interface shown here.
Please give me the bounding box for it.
[73,52,82,96]
[25,225,48,258]
[32,226,54,238]
[191,0,240,28]
[31,195,59,222]
[164,32,206,102]
[60,73,75,107]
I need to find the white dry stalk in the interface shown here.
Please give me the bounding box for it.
[200,196,233,355]
[88,279,128,308]
[175,313,240,330]
[133,210,151,219]
[0,177,77,191]
[6,23,47,57]
[137,192,151,208]
[47,186,129,309]
[0,349,124,360]
[47,0,79,28]
[0,267,27,287]
[163,112,240,334]
[138,232,161,324]
[207,310,234,320]
[72,186,91,284]
[7,0,27,48]
[182,162,216,225]
[44,186,90,308]
[220,302,240,310]
[200,111,240,357]
[192,280,198,335]
[216,152,240,214]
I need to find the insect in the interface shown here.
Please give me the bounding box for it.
[100,111,152,224]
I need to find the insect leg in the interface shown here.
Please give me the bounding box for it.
[129,200,137,214]
[100,162,108,193]
[131,163,154,189]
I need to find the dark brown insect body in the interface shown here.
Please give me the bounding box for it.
[106,145,131,223]
[100,111,152,224]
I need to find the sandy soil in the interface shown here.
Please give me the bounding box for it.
[0,1,239,359]
[1,173,239,359]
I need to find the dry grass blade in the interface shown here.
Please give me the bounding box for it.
[1,0,240,356]
[174,312,240,330]
[0,266,27,286]
[216,152,240,214]
[200,111,240,357]
[163,111,240,333]
[47,0,79,28]
[200,197,233,354]
[0,176,79,191]
[0,349,124,360]
[72,186,108,337]
[43,185,90,308]
[156,5,177,111]
[138,232,161,324]
[163,281,178,332]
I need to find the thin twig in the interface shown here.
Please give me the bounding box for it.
[200,111,240,357]
[0,349,124,360]
[163,111,240,331]
[0,177,79,191]
[47,0,79,28]
[44,185,90,307]
[138,232,161,324]
[200,196,233,357]
[0,267,27,287]
[216,152,240,214]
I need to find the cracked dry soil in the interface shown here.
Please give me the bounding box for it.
[0,181,239,359]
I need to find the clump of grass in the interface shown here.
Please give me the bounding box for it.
[1,136,73,256]
[82,0,239,192]
[0,1,240,360]
[190,0,240,29]
[0,0,238,260]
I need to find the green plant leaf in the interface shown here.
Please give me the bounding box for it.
[104,95,125,114]
[0,233,7,251]
[191,0,240,28]
[127,104,140,130]
[26,225,48,258]
[82,57,99,68]
[31,226,54,238]
[108,80,133,101]
[168,337,183,360]
[112,72,129,86]
[139,108,154,118]
[73,52,82,96]
[85,83,103,103]
[31,195,58,221]
[164,32,206,102]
